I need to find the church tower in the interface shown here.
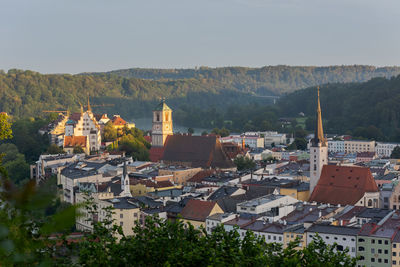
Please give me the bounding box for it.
[152,98,173,147]
[310,87,328,195]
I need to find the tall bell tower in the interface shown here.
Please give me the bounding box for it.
[310,87,328,195]
[152,98,173,147]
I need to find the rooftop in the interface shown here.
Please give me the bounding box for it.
[307,224,360,236]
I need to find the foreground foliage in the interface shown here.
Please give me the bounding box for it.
[79,215,357,267]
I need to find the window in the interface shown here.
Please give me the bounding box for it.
[393,261,397,265]
[385,249,388,254]
[378,249,382,254]
[378,258,382,263]
[378,240,382,244]
[385,240,389,245]
[372,239,375,244]
[120,222,123,226]
[273,236,276,241]
[359,256,365,260]
[394,244,397,248]
[371,248,375,253]
[156,114,160,121]
[393,252,397,257]
[358,246,365,251]
[343,237,346,241]
[371,258,375,262]
[120,214,123,218]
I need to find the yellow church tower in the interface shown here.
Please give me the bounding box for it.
[152,98,173,147]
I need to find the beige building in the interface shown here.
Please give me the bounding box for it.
[158,166,202,185]
[283,224,306,250]
[76,195,140,237]
[344,140,375,154]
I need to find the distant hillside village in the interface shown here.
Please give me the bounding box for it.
[32,94,400,267]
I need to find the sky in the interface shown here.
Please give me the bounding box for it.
[1,0,399,74]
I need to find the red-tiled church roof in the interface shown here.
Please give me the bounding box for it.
[162,135,234,169]
[309,165,378,206]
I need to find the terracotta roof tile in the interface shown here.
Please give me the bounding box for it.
[64,136,87,148]
[112,115,127,126]
[149,147,164,162]
[187,170,215,183]
[162,135,234,169]
[180,199,219,222]
[309,165,379,205]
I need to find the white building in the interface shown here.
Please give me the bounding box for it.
[205,213,237,235]
[220,135,264,149]
[328,140,345,153]
[376,142,400,158]
[264,132,287,147]
[306,224,359,258]
[236,194,298,220]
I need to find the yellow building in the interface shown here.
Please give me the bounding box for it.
[180,199,224,229]
[129,179,179,196]
[283,224,307,250]
[279,183,310,201]
[158,167,202,185]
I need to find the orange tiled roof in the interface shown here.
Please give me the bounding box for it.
[309,165,378,205]
[64,136,87,148]
[112,116,127,126]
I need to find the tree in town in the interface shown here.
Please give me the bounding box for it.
[391,146,400,159]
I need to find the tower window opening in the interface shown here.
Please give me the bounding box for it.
[157,114,160,122]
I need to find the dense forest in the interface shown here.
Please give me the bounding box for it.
[90,65,400,95]
[0,69,269,120]
[278,75,400,141]
[2,68,400,140]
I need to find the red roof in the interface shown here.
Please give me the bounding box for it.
[64,136,87,148]
[112,115,127,126]
[187,170,215,184]
[149,147,164,162]
[144,136,152,143]
[309,165,379,206]
[180,199,219,222]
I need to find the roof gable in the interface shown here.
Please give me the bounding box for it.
[180,199,218,222]
[162,135,234,169]
[309,165,379,205]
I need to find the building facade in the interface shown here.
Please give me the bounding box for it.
[152,99,173,147]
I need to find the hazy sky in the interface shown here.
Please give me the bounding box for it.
[1,0,399,74]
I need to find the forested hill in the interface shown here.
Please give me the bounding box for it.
[0,69,268,119]
[278,75,400,140]
[88,65,400,95]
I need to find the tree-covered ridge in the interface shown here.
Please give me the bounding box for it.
[278,75,400,140]
[0,69,265,119]
[94,65,400,95]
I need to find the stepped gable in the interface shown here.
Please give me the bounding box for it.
[309,165,378,205]
[161,135,234,169]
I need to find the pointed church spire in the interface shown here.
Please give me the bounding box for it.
[87,94,91,112]
[312,87,326,147]
[121,161,132,197]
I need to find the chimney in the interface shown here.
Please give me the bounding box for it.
[318,211,322,218]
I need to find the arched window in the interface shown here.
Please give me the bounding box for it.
[368,199,372,207]
[165,113,169,121]
[156,114,160,122]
